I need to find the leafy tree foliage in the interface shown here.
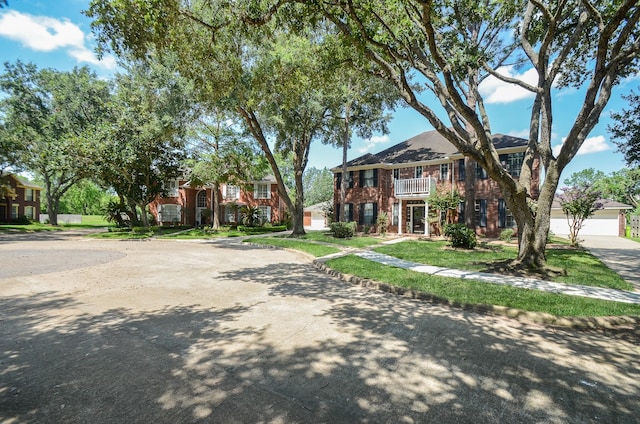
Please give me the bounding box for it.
[87,1,399,236]
[558,185,603,246]
[57,179,110,215]
[230,0,640,271]
[609,88,640,168]
[92,59,194,227]
[302,167,334,207]
[186,111,268,228]
[566,168,640,215]
[0,61,110,225]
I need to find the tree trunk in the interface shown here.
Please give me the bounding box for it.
[212,182,220,230]
[340,101,350,223]
[45,179,58,226]
[464,157,476,229]
[139,202,150,227]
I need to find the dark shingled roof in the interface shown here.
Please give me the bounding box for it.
[552,197,633,210]
[337,130,528,168]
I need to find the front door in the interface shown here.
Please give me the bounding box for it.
[196,190,207,226]
[407,205,425,234]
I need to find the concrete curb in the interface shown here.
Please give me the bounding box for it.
[242,240,640,332]
[311,260,640,332]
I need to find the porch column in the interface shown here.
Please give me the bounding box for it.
[398,198,403,235]
[425,201,429,236]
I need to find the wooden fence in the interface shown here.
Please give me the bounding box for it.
[631,215,640,238]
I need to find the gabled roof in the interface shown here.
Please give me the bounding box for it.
[11,174,42,190]
[334,130,528,170]
[552,197,633,210]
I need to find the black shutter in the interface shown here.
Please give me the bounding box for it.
[359,170,365,188]
[459,159,465,181]
[373,169,378,187]
[348,203,354,222]
[458,201,465,224]
[349,171,354,188]
[498,199,506,228]
[373,203,378,223]
[336,203,341,221]
[336,173,342,190]
[480,199,487,227]
[359,204,364,225]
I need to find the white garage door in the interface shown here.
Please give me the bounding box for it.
[550,209,620,236]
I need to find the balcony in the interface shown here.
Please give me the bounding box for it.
[394,177,437,197]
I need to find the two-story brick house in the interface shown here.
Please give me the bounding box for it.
[0,174,42,223]
[150,175,286,226]
[333,130,540,238]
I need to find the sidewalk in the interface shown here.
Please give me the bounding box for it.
[315,238,640,305]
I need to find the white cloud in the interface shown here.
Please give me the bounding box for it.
[358,135,390,153]
[506,129,530,139]
[0,10,116,70]
[552,135,610,157]
[479,66,538,104]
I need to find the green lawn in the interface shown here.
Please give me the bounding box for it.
[0,222,61,232]
[373,240,631,291]
[280,231,385,248]
[325,255,640,317]
[245,237,340,257]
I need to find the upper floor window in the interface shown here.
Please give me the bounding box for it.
[360,169,377,187]
[415,166,423,179]
[254,183,270,199]
[166,180,179,197]
[393,168,399,180]
[225,185,239,200]
[458,159,466,181]
[475,162,488,180]
[25,188,34,202]
[500,152,525,177]
[440,163,449,181]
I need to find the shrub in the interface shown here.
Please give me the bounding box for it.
[443,223,477,249]
[330,221,357,238]
[499,228,514,242]
[376,211,389,235]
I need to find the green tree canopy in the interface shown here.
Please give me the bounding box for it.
[92,58,195,227]
[609,88,640,168]
[0,61,110,225]
[231,0,640,271]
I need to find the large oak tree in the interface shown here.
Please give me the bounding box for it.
[247,0,640,271]
[0,61,110,225]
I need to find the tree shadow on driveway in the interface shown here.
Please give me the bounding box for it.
[1,261,639,423]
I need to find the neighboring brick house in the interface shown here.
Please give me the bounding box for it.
[0,174,42,223]
[333,130,540,238]
[150,175,286,226]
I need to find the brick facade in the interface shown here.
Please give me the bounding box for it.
[150,178,286,226]
[0,174,42,223]
[333,131,540,238]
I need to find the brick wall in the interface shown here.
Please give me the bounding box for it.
[333,155,541,238]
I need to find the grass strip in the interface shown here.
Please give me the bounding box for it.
[284,231,383,248]
[326,255,640,317]
[245,237,340,257]
[374,240,631,291]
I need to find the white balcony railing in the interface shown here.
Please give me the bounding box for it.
[394,177,437,197]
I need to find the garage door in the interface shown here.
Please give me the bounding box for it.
[550,209,620,236]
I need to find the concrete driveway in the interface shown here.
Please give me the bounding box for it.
[579,235,640,291]
[1,232,639,423]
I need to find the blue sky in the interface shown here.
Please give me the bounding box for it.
[0,0,635,184]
